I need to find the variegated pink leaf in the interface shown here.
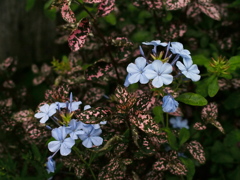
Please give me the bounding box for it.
[83,87,105,105]
[193,122,207,131]
[153,158,168,171]
[198,2,221,21]
[211,120,225,134]
[68,18,91,51]
[187,141,206,164]
[97,0,115,17]
[98,158,126,179]
[145,170,164,180]
[165,0,190,10]
[61,1,76,23]
[168,159,187,176]
[83,0,102,3]
[201,102,218,121]
[130,111,161,135]
[75,107,111,124]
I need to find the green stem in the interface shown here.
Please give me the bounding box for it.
[73,147,97,180]
[166,113,169,128]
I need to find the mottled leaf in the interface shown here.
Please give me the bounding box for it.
[98,158,126,179]
[83,0,102,3]
[130,111,161,135]
[61,0,76,23]
[165,0,190,10]
[83,87,105,105]
[193,122,207,131]
[145,170,164,180]
[198,1,221,21]
[168,159,187,176]
[211,120,225,134]
[153,158,168,171]
[187,141,206,164]
[201,102,218,121]
[97,0,115,17]
[76,107,111,124]
[68,18,91,51]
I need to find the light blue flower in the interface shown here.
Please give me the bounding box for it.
[66,119,84,140]
[170,42,191,59]
[170,116,189,129]
[48,126,75,156]
[162,95,179,113]
[55,93,82,112]
[127,57,150,84]
[78,125,103,148]
[124,73,131,87]
[34,103,57,123]
[46,157,56,173]
[176,57,201,82]
[144,60,173,88]
[142,40,168,55]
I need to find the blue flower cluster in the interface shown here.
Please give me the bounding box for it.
[125,40,201,113]
[34,93,105,173]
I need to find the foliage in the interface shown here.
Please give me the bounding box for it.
[1,0,240,179]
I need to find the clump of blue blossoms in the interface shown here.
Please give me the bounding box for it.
[34,93,105,173]
[125,40,201,113]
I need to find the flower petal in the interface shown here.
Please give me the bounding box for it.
[160,63,173,74]
[63,137,75,148]
[161,74,173,85]
[135,57,146,70]
[40,115,50,123]
[127,63,139,74]
[82,138,93,148]
[128,73,141,84]
[176,61,186,71]
[48,141,61,152]
[39,104,49,113]
[139,74,149,84]
[34,112,45,119]
[183,57,193,68]
[152,76,163,88]
[90,136,103,146]
[90,128,102,136]
[60,144,71,156]
[152,60,163,73]
[188,64,200,74]
[144,69,157,79]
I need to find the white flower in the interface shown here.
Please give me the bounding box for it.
[170,116,189,129]
[127,57,151,84]
[34,103,57,123]
[48,126,75,156]
[144,60,173,88]
[170,42,191,59]
[176,57,201,82]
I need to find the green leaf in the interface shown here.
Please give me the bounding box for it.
[179,128,190,146]
[153,106,163,123]
[25,0,36,11]
[179,157,195,180]
[163,128,178,150]
[104,13,116,25]
[208,76,219,97]
[176,93,208,106]
[224,91,240,109]
[228,55,240,72]
[192,55,210,68]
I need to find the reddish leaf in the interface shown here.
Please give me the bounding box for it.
[68,18,91,51]
[76,107,112,124]
[168,159,187,176]
[198,2,221,21]
[201,102,218,121]
[130,111,161,135]
[83,87,105,105]
[187,141,206,164]
[97,0,115,17]
[84,0,102,3]
[211,120,225,134]
[145,170,164,180]
[61,1,76,23]
[98,158,126,179]
[153,158,168,171]
[193,122,207,131]
[165,0,190,10]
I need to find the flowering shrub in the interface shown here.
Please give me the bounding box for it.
[1,0,240,179]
